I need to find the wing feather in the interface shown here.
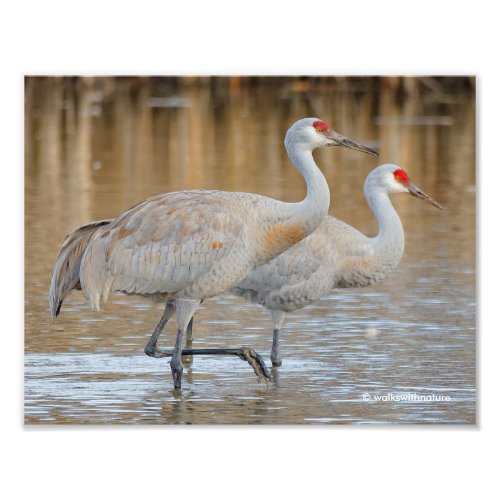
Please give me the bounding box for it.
[80,191,246,307]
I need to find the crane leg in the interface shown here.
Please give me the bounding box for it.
[270,310,286,367]
[144,302,175,358]
[271,329,281,367]
[182,318,194,367]
[145,302,270,387]
[171,299,200,389]
[145,307,194,368]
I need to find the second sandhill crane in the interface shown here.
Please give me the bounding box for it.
[149,164,442,367]
[232,164,443,365]
[49,117,377,389]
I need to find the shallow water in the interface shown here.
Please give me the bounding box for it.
[25,77,475,424]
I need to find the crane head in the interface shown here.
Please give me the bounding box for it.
[285,118,378,156]
[370,164,443,210]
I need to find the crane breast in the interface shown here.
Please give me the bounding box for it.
[232,223,332,310]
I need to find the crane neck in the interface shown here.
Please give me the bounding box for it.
[283,141,330,235]
[364,184,405,264]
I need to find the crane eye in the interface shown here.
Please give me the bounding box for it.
[313,120,329,134]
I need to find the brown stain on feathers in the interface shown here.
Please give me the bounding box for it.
[211,241,224,250]
[261,224,306,256]
[103,226,133,261]
[118,227,133,240]
[105,238,117,261]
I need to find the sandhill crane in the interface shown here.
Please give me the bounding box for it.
[49,117,377,389]
[149,164,442,367]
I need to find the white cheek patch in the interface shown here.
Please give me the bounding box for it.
[388,175,408,193]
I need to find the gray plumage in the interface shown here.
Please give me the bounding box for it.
[48,117,378,388]
[230,164,443,366]
[49,219,112,321]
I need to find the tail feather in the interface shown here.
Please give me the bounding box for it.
[49,219,112,321]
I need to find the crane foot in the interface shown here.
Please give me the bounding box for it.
[235,346,272,383]
[144,346,271,384]
[144,345,171,358]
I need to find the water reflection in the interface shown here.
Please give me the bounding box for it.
[25,77,475,424]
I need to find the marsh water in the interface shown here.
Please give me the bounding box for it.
[25,77,475,424]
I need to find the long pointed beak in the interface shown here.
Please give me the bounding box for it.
[328,131,379,156]
[407,182,443,210]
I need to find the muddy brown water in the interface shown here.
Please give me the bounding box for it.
[25,77,475,424]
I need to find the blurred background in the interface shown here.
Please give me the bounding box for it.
[25,76,475,424]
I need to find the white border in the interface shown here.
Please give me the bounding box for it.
[4,0,498,498]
